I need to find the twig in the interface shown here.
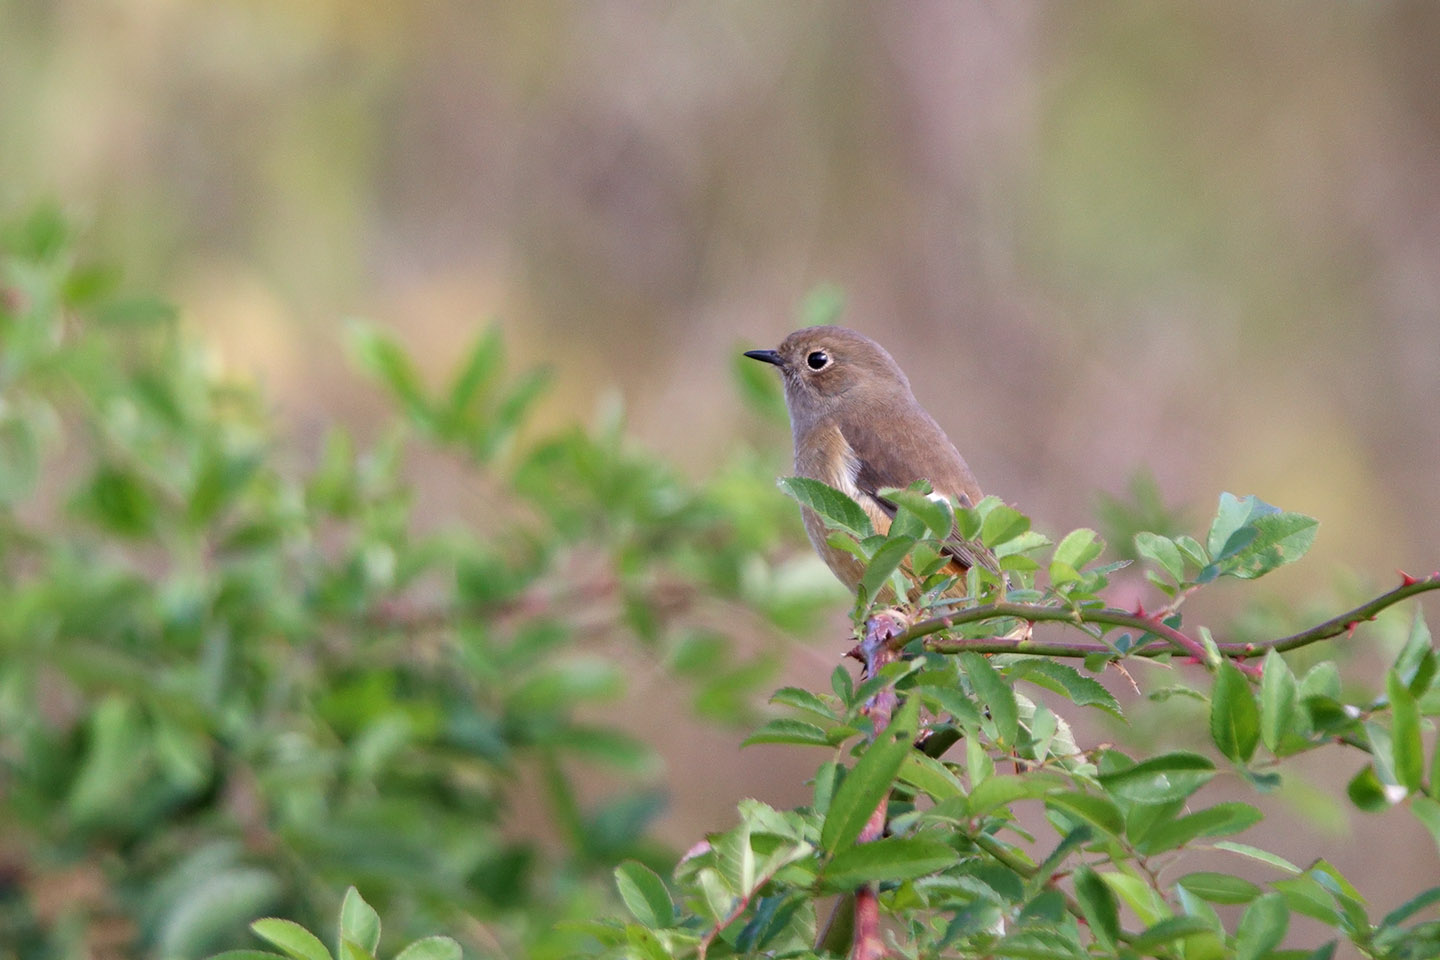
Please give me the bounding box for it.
[850,611,906,960]
[891,573,1440,671]
[893,601,1224,669]
[1261,572,1440,652]
[696,855,805,960]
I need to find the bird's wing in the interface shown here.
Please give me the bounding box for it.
[840,415,1002,576]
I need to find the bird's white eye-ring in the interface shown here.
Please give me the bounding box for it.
[806,350,830,370]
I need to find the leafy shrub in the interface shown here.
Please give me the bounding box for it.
[0,206,832,958]
[581,477,1440,959]
[4,207,1439,960]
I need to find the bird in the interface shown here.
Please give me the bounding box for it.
[744,325,998,596]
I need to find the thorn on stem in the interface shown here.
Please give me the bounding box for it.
[1399,570,1419,587]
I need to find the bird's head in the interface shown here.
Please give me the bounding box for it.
[744,326,912,427]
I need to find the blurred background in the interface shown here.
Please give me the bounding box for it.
[3,0,1438,929]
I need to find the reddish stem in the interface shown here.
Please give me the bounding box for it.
[849,612,905,960]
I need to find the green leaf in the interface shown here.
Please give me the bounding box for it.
[392,938,462,960]
[859,535,916,605]
[251,919,334,960]
[1273,876,1342,925]
[1387,670,1424,793]
[1227,512,1318,579]
[1395,611,1435,692]
[879,485,954,538]
[1367,721,1401,789]
[1099,871,1169,926]
[819,698,918,852]
[1299,661,1341,701]
[1136,802,1263,855]
[1381,885,1440,929]
[1134,532,1185,582]
[968,773,1064,816]
[1072,865,1120,949]
[1097,752,1215,803]
[1052,528,1104,572]
[210,954,289,960]
[777,476,875,539]
[614,860,674,929]
[1212,841,1301,874]
[1205,494,1317,580]
[1347,765,1390,812]
[1309,861,1369,936]
[339,939,374,960]
[1259,651,1299,754]
[916,685,984,729]
[484,368,552,457]
[980,504,1030,549]
[13,200,69,260]
[1045,792,1124,837]
[713,820,756,894]
[995,530,1052,560]
[992,929,1088,960]
[959,653,1019,747]
[742,718,832,747]
[338,888,381,956]
[1207,492,1270,559]
[1236,893,1289,960]
[444,327,504,420]
[1028,825,1092,894]
[348,322,431,425]
[1177,872,1264,905]
[82,465,156,537]
[1009,660,1122,719]
[1130,916,1216,952]
[1175,535,1209,568]
[769,687,835,721]
[1210,662,1260,764]
[820,837,956,891]
[898,752,966,802]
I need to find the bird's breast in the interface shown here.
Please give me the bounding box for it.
[793,423,891,590]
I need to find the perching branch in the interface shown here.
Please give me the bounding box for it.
[1263,571,1440,652]
[850,612,904,960]
[891,573,1440,672]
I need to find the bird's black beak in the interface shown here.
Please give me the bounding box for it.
[743,349,784,366]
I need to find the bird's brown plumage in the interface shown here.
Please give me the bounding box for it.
[745,325,997,593]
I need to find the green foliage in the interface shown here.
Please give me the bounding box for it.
[0,210,833,957]
[212,888,458,960]
[6,215,1440,960]
[564,478,1440,959]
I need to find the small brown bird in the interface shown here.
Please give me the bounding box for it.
[745,325,997,593]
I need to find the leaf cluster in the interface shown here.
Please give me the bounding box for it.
[0,206,834,957]
[582,478,1440,959]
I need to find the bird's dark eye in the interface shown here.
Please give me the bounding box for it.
[806,350,830,370]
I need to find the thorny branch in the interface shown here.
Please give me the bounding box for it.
[848,612,905,960]
[889,573,1440,678]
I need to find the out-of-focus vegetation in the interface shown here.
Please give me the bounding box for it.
[186,340,1440,959]
[3,4,1440,954]
[0,208,835,958]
